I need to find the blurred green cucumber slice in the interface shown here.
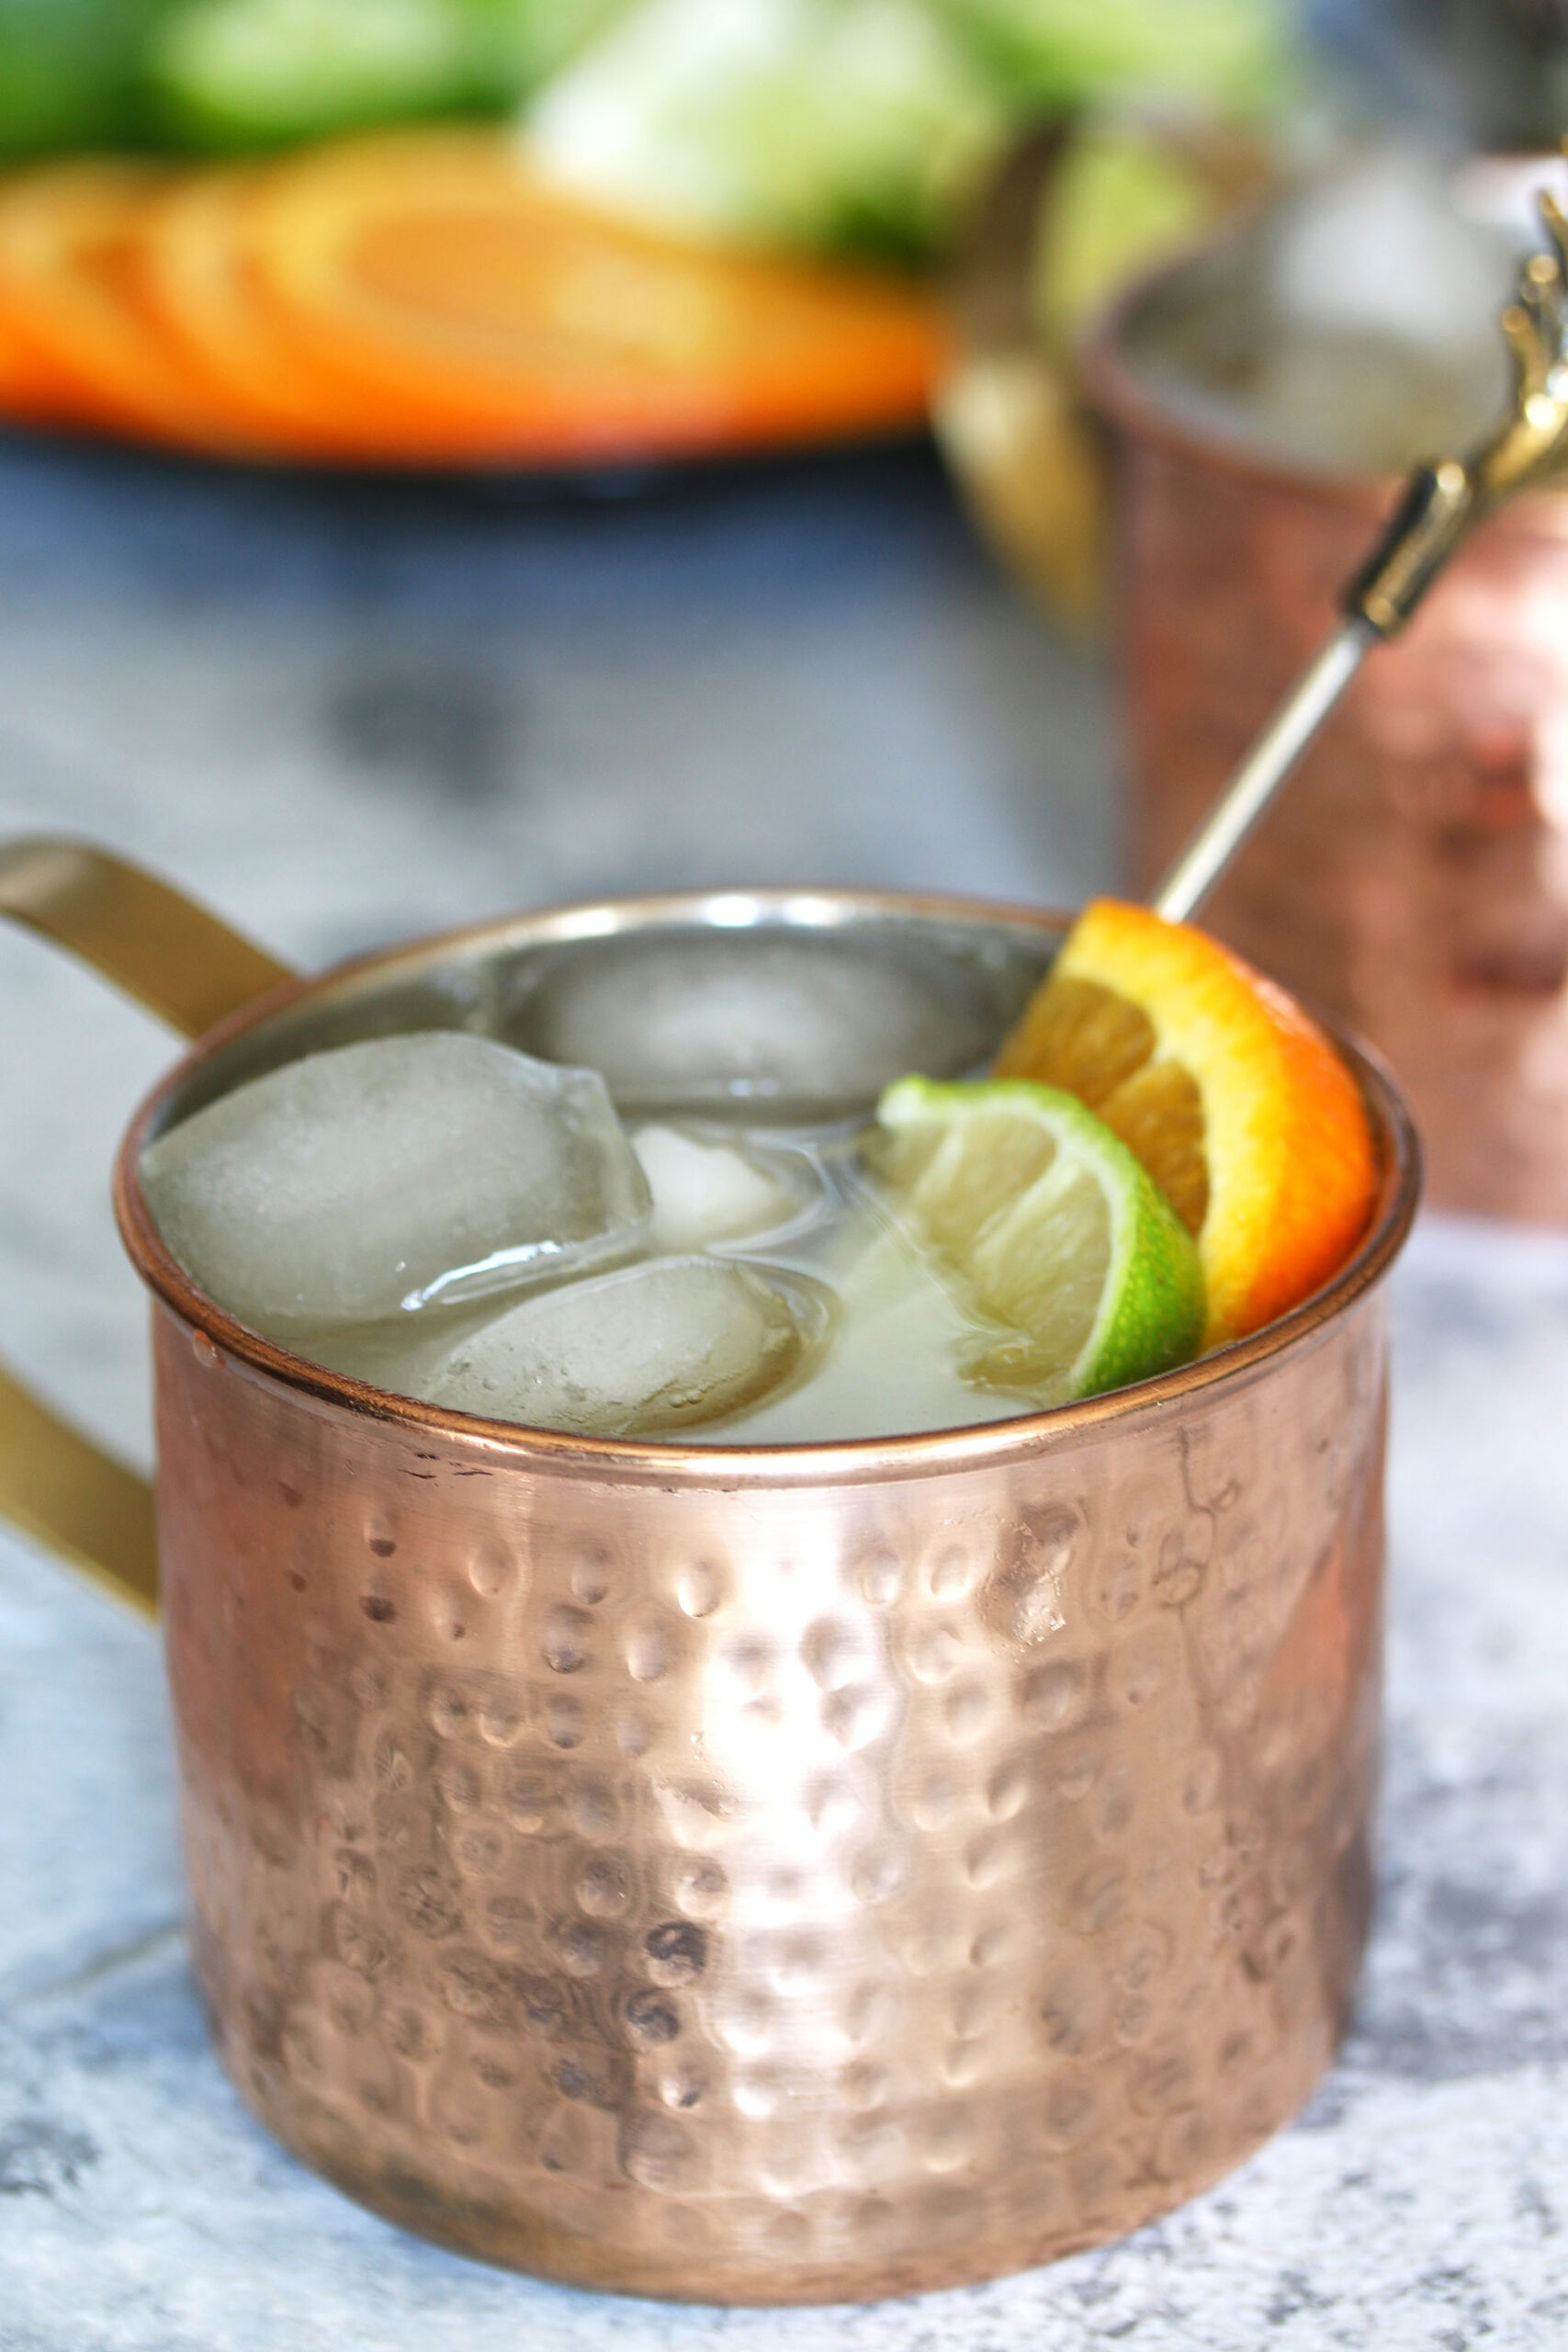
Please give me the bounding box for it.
[0,0,164,159]
[147,0,477,147]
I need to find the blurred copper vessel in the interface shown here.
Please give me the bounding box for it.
[0,844,1416,2303]
[1085,297,1568,1223]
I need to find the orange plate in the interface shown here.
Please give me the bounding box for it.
[238,130,949,468]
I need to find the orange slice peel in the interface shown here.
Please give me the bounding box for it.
[0,158,280,455]
[996,899,1378,1346]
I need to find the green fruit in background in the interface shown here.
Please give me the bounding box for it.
[1032,119,1217,351]
[0,0,1286,187]
[142,0,634,148]
[462,0,633,106]
[144,0,478,147]
[523,0,1006,264]
[930,0,1289,114]
[0,0,169,158]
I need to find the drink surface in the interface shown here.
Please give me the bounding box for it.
[135,905,1370,1442]
[219,1108,1050,1445]
[137,1007,1112,1443]
[135,919,1105,1444]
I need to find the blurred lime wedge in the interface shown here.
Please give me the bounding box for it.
[868,1075,1204,1403]
[147,0,476,146]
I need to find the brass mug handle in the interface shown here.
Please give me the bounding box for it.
[0,837,297,1617]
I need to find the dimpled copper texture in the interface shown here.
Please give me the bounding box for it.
[118,891,1417,2305]
[1085,305,1568,1224]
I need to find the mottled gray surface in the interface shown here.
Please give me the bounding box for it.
[0,429,1564,2349]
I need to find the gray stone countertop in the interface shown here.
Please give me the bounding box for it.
[0,432,1564,2350]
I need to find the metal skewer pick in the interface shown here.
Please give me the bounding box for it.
[1152,178,1568,924]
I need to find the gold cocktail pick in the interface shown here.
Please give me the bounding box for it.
[1154,177,1568,923]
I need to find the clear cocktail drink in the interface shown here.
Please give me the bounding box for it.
[138,896,1369,1453]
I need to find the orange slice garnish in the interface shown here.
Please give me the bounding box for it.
[239,130,947,467]
[0,133,945,469]
[133,164,519,464]
[996,899,1378,1345]
[132,167,383,461]
[0,159,281,456]
[0,296,73,424]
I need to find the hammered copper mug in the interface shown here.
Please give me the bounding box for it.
[0,837,1418,2305]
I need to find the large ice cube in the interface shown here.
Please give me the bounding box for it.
[633,1125,811,1252]
[420,1256,824,1436]
[508,930,996,1120]
[140,1033,649,1332]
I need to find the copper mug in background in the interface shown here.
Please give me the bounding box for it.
[1084,292,1568,1225]
[0,840,1417,2305]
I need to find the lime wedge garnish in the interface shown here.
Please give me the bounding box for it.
[867,1076,1205,1405]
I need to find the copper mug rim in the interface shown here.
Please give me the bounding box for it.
[112,882,1422,1488]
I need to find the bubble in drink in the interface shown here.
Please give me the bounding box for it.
[140,1033,649,1333]
[633,1125,808,1252]
[416,1257,824,1436]
[509,931,996,1119]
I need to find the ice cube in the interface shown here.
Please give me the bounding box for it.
[140,1033,649,1332]
[508,930,996,1120]
[419,1256,824,1436]
[633,1125,810,1251]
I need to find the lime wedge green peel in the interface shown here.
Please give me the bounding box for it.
[869,1076,1205,1405]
